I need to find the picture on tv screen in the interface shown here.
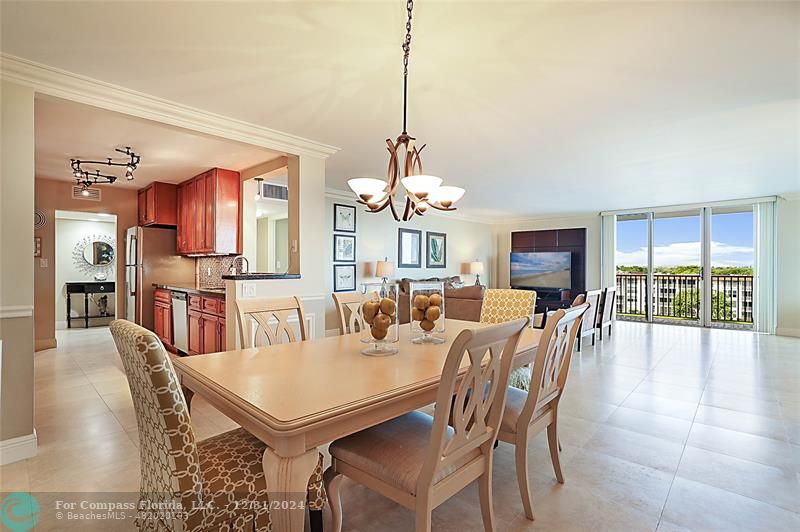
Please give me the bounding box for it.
[510,252,572,289]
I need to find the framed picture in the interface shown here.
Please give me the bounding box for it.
[398,228,422,268]
[333,234,356,262]
[34,236,41,257]
[333,264,357,292]
[333,203,356,233]
[426,232,447,268]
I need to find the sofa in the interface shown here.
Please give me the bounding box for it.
[397,276,485,324]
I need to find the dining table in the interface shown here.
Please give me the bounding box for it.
[173,318,542,532]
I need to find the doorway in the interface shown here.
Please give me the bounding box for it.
[615,206,755,329]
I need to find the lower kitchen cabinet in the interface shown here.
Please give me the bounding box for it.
[153,289,174,351]
[187,294,226,355]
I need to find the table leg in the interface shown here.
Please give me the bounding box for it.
[67,293,72,329]
[84,293,89,328]
[262,447,318,532]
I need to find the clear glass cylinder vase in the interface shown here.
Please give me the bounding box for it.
[359,282,399,356]
[409,281,446,344]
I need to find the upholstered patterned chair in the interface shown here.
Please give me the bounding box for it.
[479,288,537,390]
[110,319,326,532]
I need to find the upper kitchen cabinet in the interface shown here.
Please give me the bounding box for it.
[138,182,178,227]
[177,168,241,255]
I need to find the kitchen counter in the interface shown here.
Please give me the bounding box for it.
[221,273,301,280]
[152,283,226,297]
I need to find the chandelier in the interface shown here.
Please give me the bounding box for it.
[347,0,464,222]
[71,147,141,194]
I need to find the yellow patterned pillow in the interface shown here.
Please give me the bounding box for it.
[480,289,537,324]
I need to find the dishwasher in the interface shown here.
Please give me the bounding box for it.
[171,291,189,354]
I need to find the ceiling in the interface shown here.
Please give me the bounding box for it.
[4,1,798,219]
[34,97,282,187]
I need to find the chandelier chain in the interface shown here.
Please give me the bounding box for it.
[401,0,413,134]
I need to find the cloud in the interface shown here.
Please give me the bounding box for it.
[615,241,753,267]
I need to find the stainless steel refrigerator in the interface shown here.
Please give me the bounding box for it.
[125,226,195,331]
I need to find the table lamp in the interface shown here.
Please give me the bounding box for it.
[376,258,395,296]
[470,261,484,286]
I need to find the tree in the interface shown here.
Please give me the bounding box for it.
[673,289,732,320]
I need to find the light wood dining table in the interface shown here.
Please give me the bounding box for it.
[173,319,542,532]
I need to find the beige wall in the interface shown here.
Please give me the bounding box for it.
[776,196,800,336]
[322,196,496,333]
[494,214,601,291]
[34,178,138,348]
[0,81,36,444]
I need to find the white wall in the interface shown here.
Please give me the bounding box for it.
[494,214,601,290]
[776,195,800,337]
[54,218,117,327]
[323,195,496,333]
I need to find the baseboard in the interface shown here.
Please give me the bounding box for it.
[776,327,800,338]
[0,431,38,465]
[35,338,57,351]
[55,320,67,330]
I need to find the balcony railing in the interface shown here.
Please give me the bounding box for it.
[615,273,753,325]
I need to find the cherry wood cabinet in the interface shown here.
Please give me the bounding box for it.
[186,293,226,355]
[153,289,174,351]
[176,168,241,255]
[137,182,178,227]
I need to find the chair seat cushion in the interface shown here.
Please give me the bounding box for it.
[329,411,480,495]
[500,387,549,433]
[194,427,326,531]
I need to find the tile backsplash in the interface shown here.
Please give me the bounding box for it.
[197,256,236,289]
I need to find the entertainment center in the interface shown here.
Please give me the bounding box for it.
[510,227,587,315]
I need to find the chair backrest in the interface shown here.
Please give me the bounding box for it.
[418,317,529,493]
[571,294,586,306]
[109,320,201,529]
[516,304,587,430]
[480,288,537,325]
[582,289,602,333]
[235,296,307,348]
[332,292,364,335]
[599,286,617,324]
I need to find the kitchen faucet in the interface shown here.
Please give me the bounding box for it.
[231,255,249,275]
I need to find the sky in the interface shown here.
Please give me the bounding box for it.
[616,211,754,268]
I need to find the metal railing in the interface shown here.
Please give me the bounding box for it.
[615,273,753,324]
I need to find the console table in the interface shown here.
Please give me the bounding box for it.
[65,282,115,329]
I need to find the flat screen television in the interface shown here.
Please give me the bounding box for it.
[510,251,572,290]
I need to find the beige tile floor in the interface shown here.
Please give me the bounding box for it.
[2,322,799,531]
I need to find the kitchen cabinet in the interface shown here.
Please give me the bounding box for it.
[138,182,178,227]
[186,293,226,355]
[176,168,240,255]
[153,289,174,350]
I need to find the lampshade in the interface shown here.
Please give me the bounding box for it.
[348,178,388,202]
[401,174,442,199]
[469,261,484,275]
[376,259,395,278]
[429,186,465,207]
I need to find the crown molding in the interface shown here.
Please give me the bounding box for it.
[780,191,800,201]
[0,54,339,159]
[324,187,498,225]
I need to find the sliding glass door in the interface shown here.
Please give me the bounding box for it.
[615,205,755,330]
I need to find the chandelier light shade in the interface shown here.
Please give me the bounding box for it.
[349,0,464,222]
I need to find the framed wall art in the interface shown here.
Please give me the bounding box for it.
[333,203,356,233]
[333,264,357,292]
[333,234,356,262]
[398,228,422,268]
[426,231,447,268]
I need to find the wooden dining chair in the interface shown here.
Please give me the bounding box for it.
[332,292,364,335]
[597,286,617,340]
[480,288,536,391]
[576,289,601,350]
[235,296,308,347]
[109,319,326,532]
[325,318,529,532]
[497,304,588,521]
